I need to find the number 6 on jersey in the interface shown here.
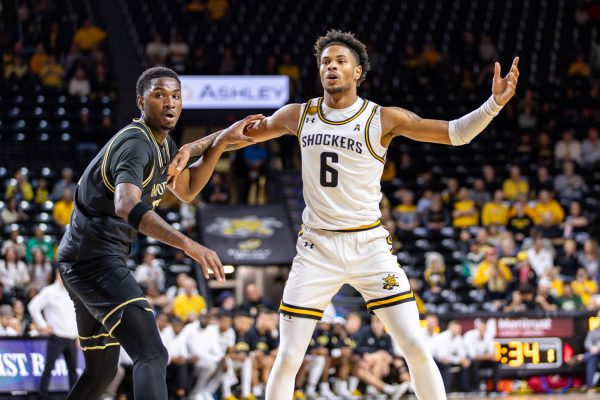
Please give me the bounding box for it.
[320,152,338,187]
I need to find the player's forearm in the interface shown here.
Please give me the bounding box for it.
[181,130,223,157]
[138,210,192,251]
[183,141,227,198]
[448,96,504,145]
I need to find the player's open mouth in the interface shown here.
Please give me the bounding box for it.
[162,113,176,121]
[326,73,339,83]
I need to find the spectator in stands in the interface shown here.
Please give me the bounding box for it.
[435,320,472,392]
[28,248,52,290]
[572,268,598,307]
[513,132,534,167]
[517,105,537,131]
[173,277,206,321]
[216,290,237,312]
[580,239,600,281]
[51,168,76,201]
[0,246,30,291]
[470,179,491,209]
[499,236,518,270]
[556,239,582,281]
[504,284,537,312]
[503,165,529,201]
[423,194,449,231]
[556,282,584,311]
[29,42,49,76]
[1,198,28,226]
[159,316,192,400]
[441,177,459,209]
[393,190,420,234]
[568,54,592,79]
[535,278,558,311]
[219,47,237,74]
[463,319,499,393]
[555,130,582,165]
[278,53,301,95]
[134,247,165,291]
[239,283,274,317]
[203,173,230,204]
[28,269,78,399]
[146,282,169,315]
[478,34,497,63]
[533,190,564,231]
[166,273,193,301]
[527,234,554,277]
[582,127,600,168]
[531,166,554,197]
[52,188,74,230]
[423,314,440,355]
[72,18,106,51]
[40,55,64,88]
[507,200,534,243]
[68,66,91,96]
[481,164,501,194]
[452,187,478,228]
[25,225,54,263]
[0,305,19,336]
[474,247,512,304]
[206,0,229,20]
[511,252,538,291]
[4,55,30,85]
[146,34,169,66]
[1,226,26,259]
[554,160,588,204]
[34,178,49,204]
[93,62,112,96]
[482,190,508,227]
[569,310,600,394]
[5,169,34,202]
[168,33,190,73]
[535,131,555,167]
[222,311,254,399]
[242,142,268,204]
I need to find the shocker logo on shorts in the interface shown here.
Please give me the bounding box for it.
[382,274,400,290]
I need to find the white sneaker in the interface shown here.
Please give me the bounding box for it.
[319,385,340,400]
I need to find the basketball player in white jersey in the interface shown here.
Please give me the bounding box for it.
[168,29,519,399]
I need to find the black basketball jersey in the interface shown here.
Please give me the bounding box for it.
[58,119,178,263]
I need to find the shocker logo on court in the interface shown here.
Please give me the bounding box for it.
[382,274,399,290]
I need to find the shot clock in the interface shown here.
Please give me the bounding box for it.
[494,338,563,369]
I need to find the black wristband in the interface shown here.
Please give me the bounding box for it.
[127,202,152,230]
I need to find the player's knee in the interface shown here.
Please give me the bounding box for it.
[136,343,169,369]
[277,348,305,371]
[401,336,430,363]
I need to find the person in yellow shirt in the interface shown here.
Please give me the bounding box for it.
[482,190,509,226]
[30,43,49,76]
[452,187,478,228]
[502,165,529,201]
[173,277,207,321]
[34,178,49,204]
[5,170,33,201]
[52,188,74,229]
[532,190,564,225]
[473,247,512,288]
[40,55,65,88]
[571,268,598,306]
[72,19,107,51]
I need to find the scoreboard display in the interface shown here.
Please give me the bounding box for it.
[456,313,594,376]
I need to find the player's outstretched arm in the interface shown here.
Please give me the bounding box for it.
[167,114,264,198]
[381,57,519,147]
[114,182,225,281]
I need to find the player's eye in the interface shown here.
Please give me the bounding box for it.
[173,95,181,100]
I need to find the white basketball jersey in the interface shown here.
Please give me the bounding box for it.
[297,97,386,230]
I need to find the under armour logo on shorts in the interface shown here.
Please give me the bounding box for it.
[304,241,314,249]
[306,117,315,123]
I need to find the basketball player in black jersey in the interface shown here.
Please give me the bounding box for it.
[57,67,262,400]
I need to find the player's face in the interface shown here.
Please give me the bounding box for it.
[319,45,362,95]
[139,77,182,131]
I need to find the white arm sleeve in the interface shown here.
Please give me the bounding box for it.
[448,96,503,146]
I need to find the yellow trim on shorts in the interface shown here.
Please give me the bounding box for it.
[366,290,415,311]
[81,342,121,351]
[279,301,324,320]
[317,97,369,125]
[296,100,312,140]
[102,297,147,326]
[334,219,381,232]
[364,106,385,164]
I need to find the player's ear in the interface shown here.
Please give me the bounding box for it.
[354,65,362,82]
[136,95,144,112]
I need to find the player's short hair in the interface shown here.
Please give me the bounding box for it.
[314,29,370,86]
[136,66,180,96]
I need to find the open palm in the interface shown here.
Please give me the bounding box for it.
[492,57,520,106]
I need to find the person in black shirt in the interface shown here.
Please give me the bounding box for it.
[57,67,261,400]
[507,201,534,243]
[246,308,279,397]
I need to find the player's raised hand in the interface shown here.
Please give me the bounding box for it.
[215,114,265,146]
[492,57,519,106]
[183,240,225,282]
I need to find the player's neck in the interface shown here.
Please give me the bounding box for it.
[323,92,359,109]
[141,117,169,145]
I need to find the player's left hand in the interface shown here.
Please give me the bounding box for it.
[492,57,519,106]
[167,147,191,188]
